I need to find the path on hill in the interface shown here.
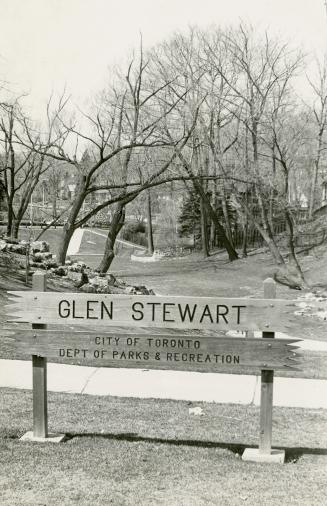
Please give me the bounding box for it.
[88,229,146,250]
[67,228,84,255]
[67,228,146,256]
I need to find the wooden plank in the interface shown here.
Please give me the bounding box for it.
[4,328,300,372]
[32,272,48,439]
[6,291,306,332]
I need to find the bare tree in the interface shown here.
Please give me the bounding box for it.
[210,24,305,272]
[96,45,186,271]
[22,47,189,266]
[153,28,239,260]
[268,103,310,288]
[307,55,327,217]
[0,100,56,237]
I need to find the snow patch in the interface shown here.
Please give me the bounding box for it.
[67,228,84,255]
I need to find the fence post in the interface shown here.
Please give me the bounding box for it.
[32,271,48,438]
[259,277,275,454]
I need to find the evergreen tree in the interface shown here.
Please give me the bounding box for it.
[178,189,237,249]
[178,190,201,246]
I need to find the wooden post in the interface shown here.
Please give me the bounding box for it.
[259,277,276,454]
[32,271,48,438]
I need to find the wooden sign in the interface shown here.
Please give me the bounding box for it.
[4,328,300,372]
[5,274,305,459]
[7,291,302,332]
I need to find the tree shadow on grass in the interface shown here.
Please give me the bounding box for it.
[63,432,327,463]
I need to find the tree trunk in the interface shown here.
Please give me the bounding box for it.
[200,196,209,257]
[175,144,238,261]
[242,221,248,258]
[308,160,319,219]
[52,191,57,219]
[242,127,250,258]
[233,180,284,265]
[193,179,238,261]
[210,162,217,248]
[97,203,125,273]
[273,210,308,290]
[309,125,323,218]
[57,174,87,265]
[221,189,234,246]
[12,218,20,239]
[13,191,33,239]
[146,190,154,255]
[6,204,13,236]
[269,147,276,233]
[57,223,76,265]
[210,191,216,248]
[251,131,283,264]
[254,221,285,265]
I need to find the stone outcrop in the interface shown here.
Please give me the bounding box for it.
[0,236,155,295]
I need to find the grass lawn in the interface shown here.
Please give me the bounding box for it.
[0,388,326,506]
[1,228,327,504]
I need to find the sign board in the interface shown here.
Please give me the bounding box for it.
[4,275,305,457]
[7,291,300,332]
[5,328,300,372]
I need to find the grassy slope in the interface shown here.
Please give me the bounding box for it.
[1,388,327,506]
[0,229,327,378]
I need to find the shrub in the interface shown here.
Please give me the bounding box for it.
[121,221,147,246]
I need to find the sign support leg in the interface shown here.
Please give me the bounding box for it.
[20,271,65,443]
[242,278,285,463]
[32,354,48,438]
[32,271,48,438]
[259,368,274,453]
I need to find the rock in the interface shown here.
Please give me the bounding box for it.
[88,272,117,285]
[125,286,137,295]
[66,270,88,287]
[30,241,50,253]
[96,285,112,294]
[7,243,27,255]
[106,274,117,286]
[68,261,86,273]
[44,259,59,269]
[0,239,7,252]
[79,283,97,293]
[4,237,19,244]
[52,266,67,276]
[189,407,204,416]
[79,282,128,294]
[134,285,153,295]
[33,252,53,261]
[88,275,109,288]
[29,261,46,269]
[66,271,81,282]
[124,285,155,295]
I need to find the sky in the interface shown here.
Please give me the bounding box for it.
[0,0,327,120]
